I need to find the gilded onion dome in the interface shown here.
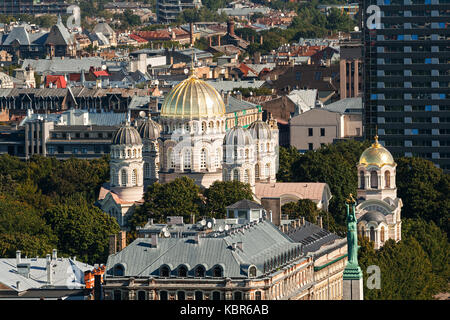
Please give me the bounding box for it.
[137,118,161,140]
[248,120,272,140]
[359,135,395,167]
[112,123,142,145]
[224,126,254,146]
[160,74,226,119]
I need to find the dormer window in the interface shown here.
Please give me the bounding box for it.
[195,265,205,277]
[160,266,170,277]
[248,266,257,278]
[178,265,188,277]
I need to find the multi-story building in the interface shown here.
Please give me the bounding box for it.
[362,0,450,170]
[0,0,68,15]
[102,200,347,300]
[156,0,202,24]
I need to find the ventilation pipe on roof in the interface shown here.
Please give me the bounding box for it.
[151,233,158,248]
[46,254,53,285]
[16,250,21,265]
[52,249,57,260]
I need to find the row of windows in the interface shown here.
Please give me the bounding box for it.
[51,132,113,139]
[111,168,139,186]
[360,170,392,189]
[113,289,260,301]
[383,129,450,134]
[47,145,108,154]
[308,128,326,137]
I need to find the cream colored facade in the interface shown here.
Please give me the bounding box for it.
[356,137,402,249]
[289,107,362,151]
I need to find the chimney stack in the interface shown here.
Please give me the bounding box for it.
[236,241,243,251]
[301,216,305,226]
[52,249,57,260]
[16,250,21,265]
[46,254,53,285]
[227,19,235,37]
[151,233,158,248]
[118,231,126,251]
[109,234,117,255]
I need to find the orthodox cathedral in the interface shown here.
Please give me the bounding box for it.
[98,71,279,228]
[355,135,402,249]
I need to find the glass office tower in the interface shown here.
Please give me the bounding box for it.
[362,0,450,170]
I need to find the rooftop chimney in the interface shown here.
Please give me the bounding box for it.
[16,250,21,265]
[236,241,243,251]
[227,19,235,37]
[118,231,126,251]
[109,234,117,255]
[46,254,53,285]
[52,249,57,260]
[151,233,158,248]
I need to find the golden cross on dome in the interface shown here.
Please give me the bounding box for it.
[373,125,380,147]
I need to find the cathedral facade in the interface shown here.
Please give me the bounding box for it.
[355,136,402,249]
[98,72,279,228]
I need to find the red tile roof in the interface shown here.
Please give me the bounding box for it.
[45,75,66,88]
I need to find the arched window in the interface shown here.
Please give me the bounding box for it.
[137,291,146,300]
[113,264,124,276]
[132,149,136,157]
[195,291,203,300]
[131,169,137,186]
[255,164,259,180]
[370,171,378,189]
[114,290,122,300]
[213,265,223,277]
[385,171,390,188]
[255,291,262,300]
[266,142,270,152]
[144,163,150,179]
[160,266,170,277]
[178,265,188,277]
[127,149,130,158]
[212,291,221,300]
[234,291,242,300]
[233,169,239,181]
[111,169,116,185]
[380,226,385,242]
[168,148,175,169]
[178,291,185,300]
[360,171,365,188]
[248,266,257,278]
[159,291,168,300]
[195,265,205,277]
[370,226,375,242]
[245,149,249,159]
[200,148,207,169]
[121,169,127,186]
[265,163,271,178]
[183,149,191,169]
[244,169,249,183]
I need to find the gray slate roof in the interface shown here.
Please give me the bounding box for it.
[323,97,362,114]
[106,220,302,279]
[226,199,264,210]
[226,95,259,113]
[284,220,343,254]
[22,57,104,74]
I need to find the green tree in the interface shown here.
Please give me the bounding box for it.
[396,157,450,235]
[44,195,120,264]
[402,218,450,291]
[277,146,301,182]
[202,180,254,218]
[129,177,203,228]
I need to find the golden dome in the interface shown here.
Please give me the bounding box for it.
[359,135,395,167]
[160,74,226,119]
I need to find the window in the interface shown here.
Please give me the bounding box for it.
[159,291,168,300]
[144,163,150,179]
[249,266,257,278]
[380,227,385,242]
[212,291,221,300]
[200,148,206,169]
[178,265,188,277]
[178,291,185,300]
[213,266,223,277]
[195,291,203,300]
[320,128,325,136]
[183,149,191,169]
[234,291,242,300]
[244,169,249,183]
[137,291,146,300]
[114,290,122,300]
[121,169,127,186]
[255,291,262,300]
[168,148,175,169]
[131,169,137,186]
[308,143,313,150]
[233,169,239,181]
[195,265,205,277]
[385,171,390,188]
[370,171,378,189]
[265,163,271,177]
[113,264,124,276]
[308,128,313,136]
[360,171,365,188]
[255,164,260,180]
[370,227,375,242]
[160,266,170,277]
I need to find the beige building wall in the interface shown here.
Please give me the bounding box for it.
[289,108,362,151]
